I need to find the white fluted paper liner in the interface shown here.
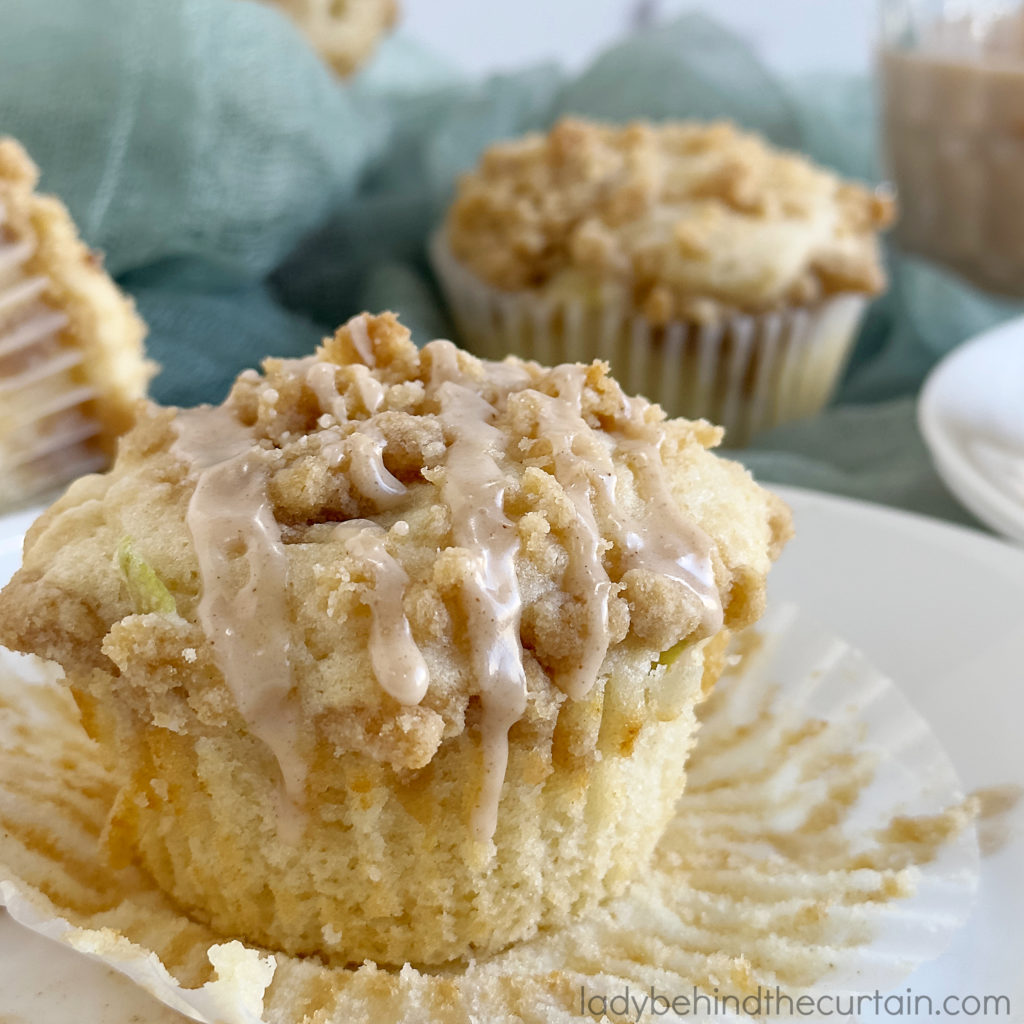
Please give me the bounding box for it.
[430,233,867,447]
[0,606,978,1024]
[0,229,105,508]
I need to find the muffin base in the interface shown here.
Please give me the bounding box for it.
[0,608,979,1023]
[431,234,867,447]
[76,640,716,968]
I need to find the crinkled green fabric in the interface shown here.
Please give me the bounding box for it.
[2,1,1020,527]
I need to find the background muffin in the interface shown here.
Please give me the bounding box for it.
[432,118,895,445]
[0,312,790,967]
[257,0,398,76]
[0,138,153,509]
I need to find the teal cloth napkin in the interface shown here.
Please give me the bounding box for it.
[2,0,1021,527]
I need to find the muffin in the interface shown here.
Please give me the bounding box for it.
[258,0,398,76]
[0,138,153,510]
[432,118,895,445]
[0,311,790,967]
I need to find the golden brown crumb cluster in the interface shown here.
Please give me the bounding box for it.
[259,0,398,76]
[0,313,788,774]
[445,118,895,323]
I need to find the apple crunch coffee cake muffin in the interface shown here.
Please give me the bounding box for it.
[0,312,790,967]
[432,118,895,444]
[0,137,152,509]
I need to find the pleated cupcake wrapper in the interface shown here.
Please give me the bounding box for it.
[0,605,978,1024]
[430,234,867,447]
[0,235,105,508]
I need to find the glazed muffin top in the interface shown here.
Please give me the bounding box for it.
[445,118,896,324]
[0,313,789,832]
[0,137,153,443]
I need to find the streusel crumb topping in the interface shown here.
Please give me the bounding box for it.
[445,118,895,323]
[0,314,790,813]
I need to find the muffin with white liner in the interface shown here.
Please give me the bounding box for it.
[432,118,895,445]
[0,311,790,967]
[0,137,152,509]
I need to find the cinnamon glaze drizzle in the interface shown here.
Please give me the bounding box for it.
[172,316,722,841]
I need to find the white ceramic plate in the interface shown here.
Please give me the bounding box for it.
[919,316,1024,545]
[1,486,1022,1023]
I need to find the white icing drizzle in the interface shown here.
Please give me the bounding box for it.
[305,360,385,419]
[172,406,307,812]
[308,360,404,509]
[321,428,406,508]
[304,360,342,418]
[527,368,616,700]
[509,365,723,709]
[427,340,529,842]
[611,395,724,637]
[351,364,385,414]
[173,314,723,846]
[346,313,375,365]
[334,521,429,706]
[483,356,533,393]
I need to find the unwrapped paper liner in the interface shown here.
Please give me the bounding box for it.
[0,228,106,508]
[430,234,868,447]
[0,606,979,1023]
